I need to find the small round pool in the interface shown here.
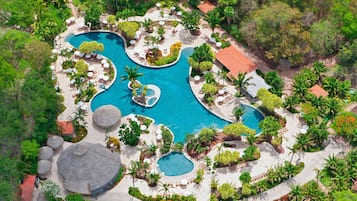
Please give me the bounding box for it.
[157,152,194,176]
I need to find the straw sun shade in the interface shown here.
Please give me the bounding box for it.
[92,105,121,129]
[47,135,64,150]
[38,146,54,160]
[57,142,121,196]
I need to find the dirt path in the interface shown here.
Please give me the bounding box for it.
[67,0,78,18]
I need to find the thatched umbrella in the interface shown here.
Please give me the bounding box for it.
[47,135,64,150]
[37,160,52,179]
[38,146,54,160]
[57,142,121,196]
[92,105,121,129]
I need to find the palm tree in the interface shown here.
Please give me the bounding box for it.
[157,26,165,40]
[205,9,223,33]
[128,160,139,187]
[311,62,327,85]
[233,106,245,122]
[234,73,252,96]
[288,145,298,163]
[223,6,235,25]
[283,95,300,111]
[323,77,339,97]
[292,78,308,99]
[70,108,87,129]
[181,10,201,35]
[121,66,143,89]
[295,134,312,151]
[336,80,351,99]
[159,182,170,199]
[310,95,327,112]
[324,155,340,176]
[246,132,257,146]
[142,18,153,33]
[289,184,304,201]
[325,97,341,118]
[309,124,329,147]
[147,172,161,187]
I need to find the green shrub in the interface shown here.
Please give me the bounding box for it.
[160,126,173,154]
[152,42,182,66]
[62,60,76,69]
[118,22,140,40]
[65,193,85,201]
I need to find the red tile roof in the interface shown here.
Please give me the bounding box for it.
[197,1,216,14]
[215,46,257,79]
[57,121,74,135]
[309,84,328,97]
[19,175,36,201]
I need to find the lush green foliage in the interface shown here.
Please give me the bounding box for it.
[65,193,87,201]
[181,10,201,33]
[239,172,252,184]
[79,41,104,54]
[214,150,240,166]
[0,29,62,200]
[264,71,284,96]
[159,126,173,154]
[118,21,141,40]
[118,120,141,146]
[152,42,182,66]
[223,122,255,137]
[332,112,357,145]
[186,127,217,156]
[190,44,215,63]
[129,187,196,201]
[257,88,282,111]
[218,183,236,200]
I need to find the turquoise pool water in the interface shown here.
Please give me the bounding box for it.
[157,152,194,176]
[67,32,263,142]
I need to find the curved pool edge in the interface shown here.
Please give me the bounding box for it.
[74,30,184,69]
[156,151,198,179]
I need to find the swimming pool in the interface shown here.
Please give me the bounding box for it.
[157,152,194,176]
[67,32,263,142]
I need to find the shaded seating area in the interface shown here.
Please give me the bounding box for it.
[92,105,121,130]
[57,142,121,196]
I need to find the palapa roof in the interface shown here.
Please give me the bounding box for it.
[57,121,74,135]
[92,105,121,129]
[38,146,54,160]
[19,175,36,201]
[37,160,51,177]
[216,46,257,79]
[197,1,216,14]
[309,84,328,97]
[47,135,64,150]
[57,142,121,195]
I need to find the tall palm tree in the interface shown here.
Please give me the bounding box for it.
[142,18,153,33]
[233,106,245,122]
[292,78,308,99]
[128,160,139,187]
[157,26,165,40]
[295,134,312,151]
[336,80,351,99]
[325,97,341,118]
[159,182,170,199]
[283,95,300,111]
[121,66,143,88]
[311,61,327,85]
[234,73,253,96]
[324,155,339,176]
[205,9,223,33]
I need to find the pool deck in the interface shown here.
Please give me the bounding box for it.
[37,6,354,201]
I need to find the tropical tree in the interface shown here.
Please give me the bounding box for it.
[259,116,281,142]
[239,172,252,184]
[181,10,201,35]
[336,80,351,99]
[84,4,101,29]
[311,61,327,85]
[308,124,329,147]
[233,106,245,122]
[224,6,235,25]
[218,183,236,200]
[121,66,143,88]
[190,43,215,63]
[128,161,139,187]
[159,182,170,199]
[264,71,284,96]
[157,26,165,40]
[223,122,255,138]
[257,88,282,111]
[283,95,299,112]
[205,9,223,33]
[289,184,304,201]
[295,134,312,151]
[323,77,339,97]
[234,73,252,96]
[147,172,161,187]
[142,18,153,33]
[246,132,257,146]
[79,41,104,55]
